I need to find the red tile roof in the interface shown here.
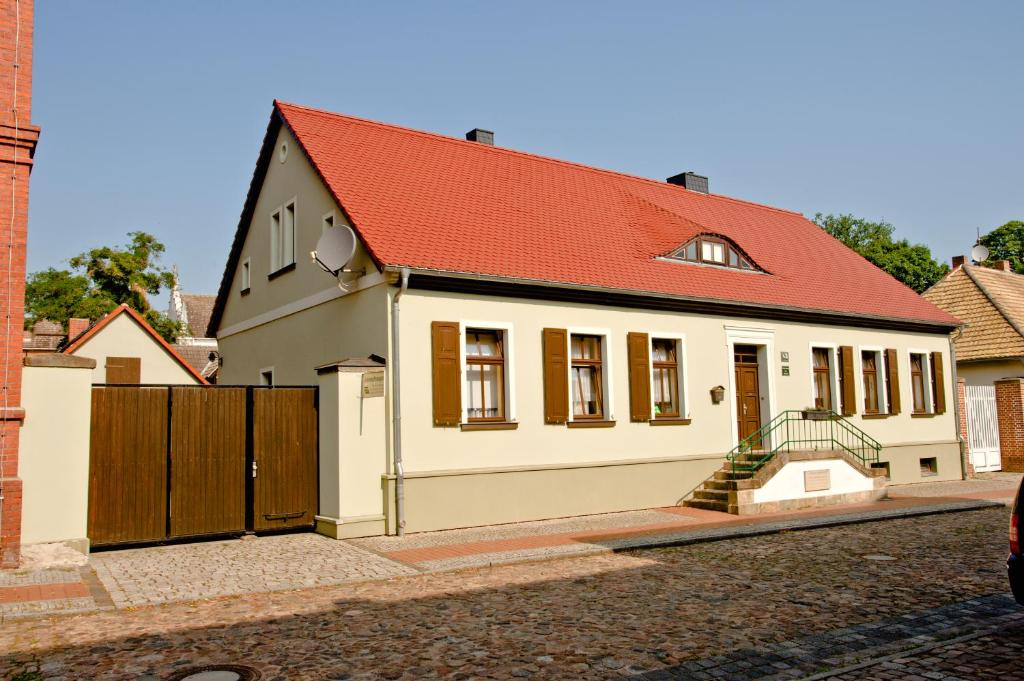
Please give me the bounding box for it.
[216,101,961,330]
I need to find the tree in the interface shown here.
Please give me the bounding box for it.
[25,231,183,342]
[813,213,949,293]
[979,221,1024,273]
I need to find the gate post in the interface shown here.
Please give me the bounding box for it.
[957,378,974,478]
[315,358,388,539]
[995,378,1024,473]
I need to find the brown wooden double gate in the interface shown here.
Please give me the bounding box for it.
[88,385,318,547]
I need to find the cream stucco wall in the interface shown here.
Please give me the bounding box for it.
[20,363,93,549]
[958,359,1024,387]
[397,288,959,485]
[70,313,200,384]
[751,459,875,504]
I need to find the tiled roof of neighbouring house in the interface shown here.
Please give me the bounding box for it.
[180,293,216,338]
[925,265,1024,362]
[211,101,960,332]
[172,344,215,375]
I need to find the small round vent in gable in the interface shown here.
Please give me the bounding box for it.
[279,141,289,163]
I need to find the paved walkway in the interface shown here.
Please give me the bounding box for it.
[0,506,1013,680]
[0,472,1018,622]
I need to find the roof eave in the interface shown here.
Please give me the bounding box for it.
[383,266,960,333]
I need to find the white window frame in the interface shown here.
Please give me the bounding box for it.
[725,326,777,447]
[322,211,336,236]
[259,366,275,386]
[566,326,614,422]
[857,346,889,415]
[270,208,282,272]
[241,257,251,291]
[907,349,934,414]
[808,343,840,412]
[459,321,516,424]
[649,332,690,419]
[282,198,297,268]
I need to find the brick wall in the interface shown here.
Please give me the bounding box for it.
[995,378,1024,473]
[957,378,974,478]
[0,0,38,568]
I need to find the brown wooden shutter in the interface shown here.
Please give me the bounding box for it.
[931,352,946,414]
[543,328,569,424]
[627,332,651,422]
[839,346,856,416]
[105,356,141,384]
[885,349,901,415]
[430,321,461,426]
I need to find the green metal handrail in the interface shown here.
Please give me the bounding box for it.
[726,410,882,475]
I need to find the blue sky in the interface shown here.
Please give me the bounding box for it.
[28,1,1023,299]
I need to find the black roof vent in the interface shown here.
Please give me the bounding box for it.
[465,128,494,145]
[667,172,709,193]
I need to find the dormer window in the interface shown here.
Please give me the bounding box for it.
[666,235,759,271]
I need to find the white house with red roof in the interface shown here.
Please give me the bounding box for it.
[64,304,206,385]
[209,101,962,538]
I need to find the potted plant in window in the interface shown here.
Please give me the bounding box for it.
[802,406,832,421]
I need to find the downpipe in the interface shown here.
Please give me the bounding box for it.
[391,268,410,535]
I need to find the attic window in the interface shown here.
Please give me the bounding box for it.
[667,235,759,271]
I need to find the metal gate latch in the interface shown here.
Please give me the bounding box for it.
[252,461,258,478]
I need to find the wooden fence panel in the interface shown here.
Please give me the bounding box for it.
[252,388,318,531]
[88,387,168,546]
[168,387,247,538]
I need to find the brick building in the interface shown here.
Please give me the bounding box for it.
[0,0,39,568]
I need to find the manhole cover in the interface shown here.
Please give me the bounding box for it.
[166,665,261,681]
[863,554,896,561]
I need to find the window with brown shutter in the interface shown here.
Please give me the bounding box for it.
[862,351,880,414]
[930,352,945,414]
[543,328,569,424]
[651,338,680,418]
[465,329,505,422]
[571,334,604,419]
[431,321,461,426]
[839,346,855,416]
[811,348,832,410]
[885,349,901,415]
[105,356,141,384]
[627,332,651,421]
[910,353,927,414]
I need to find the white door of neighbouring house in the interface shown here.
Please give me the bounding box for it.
[966,385,1001,472]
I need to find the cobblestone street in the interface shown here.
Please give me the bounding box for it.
[1,506,1015,680]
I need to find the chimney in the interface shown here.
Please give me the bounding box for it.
[67,317,90,340]
[994,260,1013,272]
[465,128,494,145]
[951,255,966,269]
[667,171,709,193]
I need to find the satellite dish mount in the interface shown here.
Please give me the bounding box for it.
[311,223,364,289]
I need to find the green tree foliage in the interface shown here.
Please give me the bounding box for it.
[979,221,1024,273]
[813,213,949,293]
[25,231,183,342]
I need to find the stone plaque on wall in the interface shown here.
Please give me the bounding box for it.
[804,469,831,492]
[361,371,385,398]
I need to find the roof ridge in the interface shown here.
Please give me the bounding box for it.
[274,100,803,218]
[963,265,1024,340]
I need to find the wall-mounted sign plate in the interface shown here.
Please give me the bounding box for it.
[804,469,831,492]
[781,351,790,362]
[361,371,385,398]
[781,366,790,376]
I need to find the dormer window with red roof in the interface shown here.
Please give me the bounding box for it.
[666,235,760,272]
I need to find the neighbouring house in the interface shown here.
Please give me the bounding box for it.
[64,304,206,385]
[208,101,962,538]
[924,257,1024,473]
[23,320,67,355]
[167,278,220,382]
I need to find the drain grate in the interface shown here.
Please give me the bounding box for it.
[166,664,261,681]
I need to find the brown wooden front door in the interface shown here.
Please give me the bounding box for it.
[734,345,762,445]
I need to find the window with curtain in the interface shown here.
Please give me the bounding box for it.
[571,334,603,418]
[911,353,926,413]
[862,351,879,414]
[465,329,505,421]
[652,338,680,417]
[812,348,832,410]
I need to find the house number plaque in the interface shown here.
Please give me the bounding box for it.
[804,469,831,492]
[361,371,385,398]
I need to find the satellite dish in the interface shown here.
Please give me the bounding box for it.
[313,224,358,275]
[971,244,990,263]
